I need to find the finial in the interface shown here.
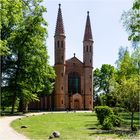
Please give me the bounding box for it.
[87,11,89,15]
[59,4,61,8]
[74,53,76,57]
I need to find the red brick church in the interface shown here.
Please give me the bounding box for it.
[29,4,94,111]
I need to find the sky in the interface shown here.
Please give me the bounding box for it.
[43,0,134,68]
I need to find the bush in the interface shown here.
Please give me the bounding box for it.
[102,115,122,130]
[95,106,114,125]
[95,106,122,130]
[112,115,122,127]
[102,116,114,130]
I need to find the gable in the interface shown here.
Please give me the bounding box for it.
[66,57,83,66]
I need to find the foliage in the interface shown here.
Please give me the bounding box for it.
[111,48,140,131]
[93,0,140,131]
[102,115,122,130]
[102,116,114,130]
[95,106,122,130]
[95,106,114,125]
[112,115,122,127]
[1,0,55,113]
[112,107,126,115]
[93,64,116,106]
[94,64,115,94]
[0,0,23,56]
[121,0,140,48]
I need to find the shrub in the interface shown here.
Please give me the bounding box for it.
[95,106,122,130]
[102,116,114,130]
[112,115,122,127]
[95,106,114,125]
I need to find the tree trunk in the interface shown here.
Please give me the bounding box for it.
[18,98,24,112]
[11,93,16,114]
[23,102,28,113]
[131,111,134,131]
[19,99,28,113]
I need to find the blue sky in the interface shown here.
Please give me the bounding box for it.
[43,0,133,68]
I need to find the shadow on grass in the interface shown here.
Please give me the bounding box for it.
[88,128,139,138]
[120,112,140,121]
[85,122,100,130]
[0,111,25,116]
[0,110,46,116]
[85,121,139,138]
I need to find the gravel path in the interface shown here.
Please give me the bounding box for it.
[0,112,51,140]
[0,115,28,140]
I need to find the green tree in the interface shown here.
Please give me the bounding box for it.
[93,64,116,106]
[94,64,115,94]
[121,0,140,48]
[114,77,139,131]
[120,1,140,129]
[1,0,55,114]
[112,48,140,131]
[0,0,24,113]
[116,50,135,80]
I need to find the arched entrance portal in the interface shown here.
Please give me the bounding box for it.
[74,99,80,110]
[70,93,83,110]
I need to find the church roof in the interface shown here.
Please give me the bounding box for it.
[66,55,83,66]
[55,4,65,36]
[83,11,93,41]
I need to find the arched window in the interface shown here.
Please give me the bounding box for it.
[68,72,80,94]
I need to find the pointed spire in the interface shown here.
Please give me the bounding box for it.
[55,4,65,36]
[83,11,93,41]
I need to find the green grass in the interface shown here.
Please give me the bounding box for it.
[119,112,140,127]
[11,112,140,140]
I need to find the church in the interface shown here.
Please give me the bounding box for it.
[29,4,94,111]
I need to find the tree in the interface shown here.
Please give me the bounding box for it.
[114,76,139,131]
[1,0,55,113]
[112,48,140,131]
[0,0,24,113]
[93,64,116,106]
[116,50,135,80]
[121,0,140,48]
[94,64,115,94]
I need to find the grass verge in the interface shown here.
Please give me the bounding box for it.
[11,112,140,140]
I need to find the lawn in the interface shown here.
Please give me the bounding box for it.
[11,112,140,140]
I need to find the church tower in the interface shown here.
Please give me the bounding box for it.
[54,4,66,110]
[83,11,93,110]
